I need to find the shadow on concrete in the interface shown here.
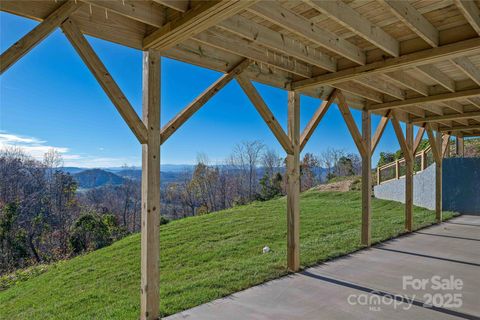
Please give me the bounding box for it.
[374,247,480,267]
[301,271,480,320]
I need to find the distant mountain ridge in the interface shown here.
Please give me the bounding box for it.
[70,168,190,189]
[73,169,127,189]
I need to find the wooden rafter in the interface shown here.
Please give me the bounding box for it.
[194,28,312,78]
[384,71,429,96]
[236,74,293,154]
[152,0,190,12]
[412,110,480,123]
[371,111,391,154]
[391,112,413,162]
[0,1,82,74]
[307,0,399,57]
[367,87,480,111]
[334,82,383,103]
[353,76,405,100]
[144,0,257,50]
[249,2,366,65]
[292,37,480,90]
[451,56,480,86]
[416,65,455,92]
[61,18,148,144]
[454,0,480,35]
[300,89,337,151]
[81,0,165,27]
[383,0,439,47]
[336,91,368,158]
[160,59,250,144]
[217,15,336,72]
[441,101,464,113]
[439,124,480,132]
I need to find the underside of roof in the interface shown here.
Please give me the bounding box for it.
[2,0,480,136]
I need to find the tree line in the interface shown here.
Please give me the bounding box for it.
[0,142,360,274]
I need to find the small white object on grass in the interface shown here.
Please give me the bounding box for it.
[262,246,270,254]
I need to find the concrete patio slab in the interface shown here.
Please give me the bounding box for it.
[165,215,480,320]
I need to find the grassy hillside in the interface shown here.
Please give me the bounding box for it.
[0,190,455,319]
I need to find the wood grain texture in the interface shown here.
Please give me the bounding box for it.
[61,18,147,143]
[286,90,300,272]
[140,49,161,320]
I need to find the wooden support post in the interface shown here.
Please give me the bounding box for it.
[395,160,400,179]
[286,91,300,272]
[0,1,81,74]
[435,132,443,223]
[377,166,381,185]
[442,134,451,158]
[140,49,161,320]
[456,136,464,156]
[405,122,414,232]
[426,125,442,223]
[421,150,426,170]
[361,110,372,246]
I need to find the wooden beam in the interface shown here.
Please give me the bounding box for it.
[140,49,161,320]
[361,110,372,246]
[439,124,480,132]
[1,1,82,74]
[307,0,399,57]
[416,65,455,92]
[383,0,439,47]
[194,29,312,78]
[249,2,366,65]
[286,90,300,272]
[161,59,250,144]
[451,56,480,86]
[217,15,336,72]
[152,0,190,12]
[300,90,337,151]
[144,0,257,50]
[384,71,429,96]
[292,37,480,90]
[353,76,405,100]
[442,133,451,157]
[412,110,480,123]
[441,101,464,113]
[435,130,443,222]
[371,111,390,154]
[334,82,384,103]
[456,136,465,156]
[367,87,480,111]
[426,124,442,163]
[82,0,165,27]
[391,112,413,162]
[413,126,426,153]
[454,0,480,35]
[405,122,414,232]
[236,74,294,154]
[336,91,368,158]
[61,19,148,144]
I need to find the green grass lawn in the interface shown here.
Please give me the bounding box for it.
[0,190,456,319]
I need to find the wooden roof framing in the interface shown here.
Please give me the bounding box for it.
[2,0,480,136]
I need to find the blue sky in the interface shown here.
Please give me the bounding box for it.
[0,12,410,167]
